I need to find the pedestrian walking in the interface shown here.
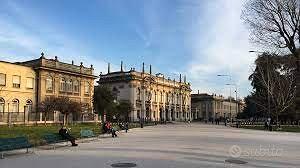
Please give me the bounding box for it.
[125,122,129,133]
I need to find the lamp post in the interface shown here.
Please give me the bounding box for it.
[226,83,238,118]
[249,50,271,121]
[217,74,232,122]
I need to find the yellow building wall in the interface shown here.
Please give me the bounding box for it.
[0,62,36,123]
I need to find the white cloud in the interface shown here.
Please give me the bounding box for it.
[0,0,256,98]
[182,0,255,97]
[0,0,108,77]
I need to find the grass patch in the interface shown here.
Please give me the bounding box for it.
[0,123,101,146]
[0,122,156,146]
[240,125,300,133]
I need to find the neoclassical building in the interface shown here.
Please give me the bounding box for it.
[0,53,97,125]
[191,93,245,121]
[98,62,192,122]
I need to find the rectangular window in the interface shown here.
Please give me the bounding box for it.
[84,81,90,95]
[73,80,79,93]
[26,77,34,89]
[0,73,6,86]
[60,78,66,92]
[137,110,140,119]
[46,78,53,91]
[12,75,21,88]
[66,80,72,92]
[74,85,79,93]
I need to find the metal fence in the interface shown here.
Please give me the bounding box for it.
[0,112,25,124]
[0,111,97,125]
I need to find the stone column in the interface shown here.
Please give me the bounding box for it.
[24,106,28,124]
[142,87,146,121]
[151,105,154,121]
[130,84,137,122]
[179,94,182,121]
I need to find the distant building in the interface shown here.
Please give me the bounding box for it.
[98,62,192,122]
[0,53,97,125]
[191,93,244,121]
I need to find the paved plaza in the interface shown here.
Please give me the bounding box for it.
[1,123,300,168]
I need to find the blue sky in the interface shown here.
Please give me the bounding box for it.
[0,0,257,98]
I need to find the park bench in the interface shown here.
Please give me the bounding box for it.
[42,133,68,149]
[80,129,97,141]
[0,136,33,159]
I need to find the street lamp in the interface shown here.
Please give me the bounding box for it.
[226,83,238,117]
[249,50,271,120]
[217,74,233,122]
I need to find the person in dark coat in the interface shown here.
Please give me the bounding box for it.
[102,121,109,133]
[111,124,118,138]
[125,122,129,133]
[59,126,78,146]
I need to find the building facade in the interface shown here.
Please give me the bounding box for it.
[0,61,36,124]
[98,63,192,122]
[191,93,244,121]
[0,53,97,125]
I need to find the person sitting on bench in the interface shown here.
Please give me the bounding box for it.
[59,126,78,146]
[102,122,108,133]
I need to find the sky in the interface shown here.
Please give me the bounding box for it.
[0,0,257,98]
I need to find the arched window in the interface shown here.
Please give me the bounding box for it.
[46,76,53,91]
[11,99,19,112]
[160,92,163,102]
[73,80,80,93]
[26,99,33,113]
[0,98,4,113]
[154,91,157,102]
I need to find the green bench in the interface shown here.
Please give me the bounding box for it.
[0,136,33,159]
[42,133,68,149]
[80,129,96,138]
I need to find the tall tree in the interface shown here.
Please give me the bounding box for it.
[93,85,116,122]
[242,0,300,120]
[115,100,133,122]
[238,95,260,119]
[55,96,82,125]
[248,53,296,122]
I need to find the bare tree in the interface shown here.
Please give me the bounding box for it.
[55,96,82,125]
[39,96,57,125]
[242,0,300,56]
[242,0,300,121]
[251,54,296,123]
